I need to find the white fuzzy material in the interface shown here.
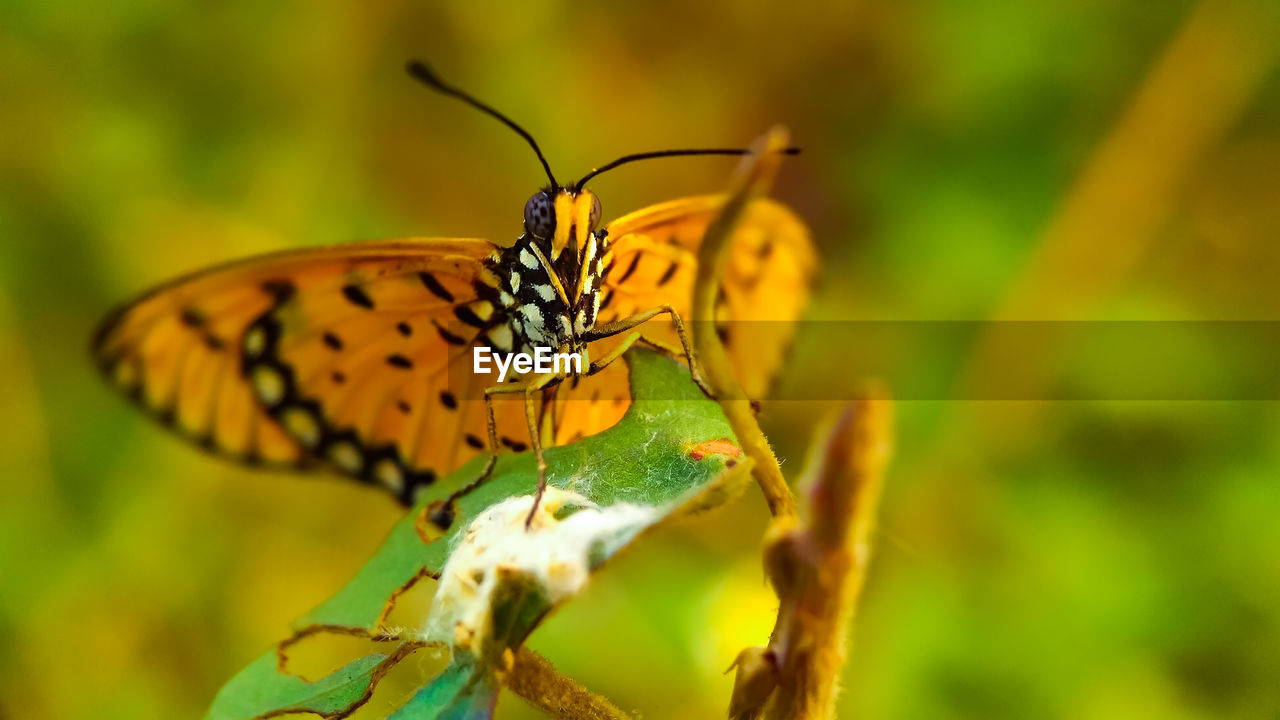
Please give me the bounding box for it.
[423,487,656,650]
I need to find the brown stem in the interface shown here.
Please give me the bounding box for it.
[505,647,633,720]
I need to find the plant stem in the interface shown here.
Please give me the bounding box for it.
[506,648,633,720]
[692,125,798,521]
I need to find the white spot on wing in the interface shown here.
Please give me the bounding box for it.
[282,407,320,448]
[329,442,363,474]
[488,324,513,352]
[252,365,285,406]
[375,459,404,493]
[243,326,266,357]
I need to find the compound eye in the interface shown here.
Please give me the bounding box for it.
[524,191,555,240]
[588,193,602,230]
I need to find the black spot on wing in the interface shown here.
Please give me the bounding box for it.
[178,307,227,351]
[386,354,413,369]
[439,390,458,409]
[418,272,455,302]
[465,433,485,450]
[455,305,486,328]
[179,307,206,328]
[616,253,642,284]
[261,279,296,302]
[657,261,679,287]
[323,332,344,351]
[500,436,528,453]
[342,284,375,309]
[396,321,412,337]
[433,320,468,346]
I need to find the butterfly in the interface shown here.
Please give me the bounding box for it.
[92,61,815,526]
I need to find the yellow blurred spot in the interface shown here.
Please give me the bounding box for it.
[702,560,779,675]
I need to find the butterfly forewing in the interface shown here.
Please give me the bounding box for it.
[246,250,533,500]
[94,239,526,496]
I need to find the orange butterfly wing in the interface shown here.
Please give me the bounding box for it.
[549,194,815,445]
[94,239,533,502]
[96,197,813,500]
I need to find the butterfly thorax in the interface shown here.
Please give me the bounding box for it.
[485,188,611,372]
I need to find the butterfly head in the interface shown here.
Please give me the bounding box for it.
[524,187,603,264]
[405,58,799,316]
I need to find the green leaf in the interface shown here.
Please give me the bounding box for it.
[385,661,497,720]
[205,651,390,719]
[206,349,747,720]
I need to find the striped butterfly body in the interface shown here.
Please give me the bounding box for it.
[93,62,814,520]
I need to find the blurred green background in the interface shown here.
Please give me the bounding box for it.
[3,1,1279,718]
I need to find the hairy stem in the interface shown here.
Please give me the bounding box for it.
[506,648,633,720]
[692,125,798,520]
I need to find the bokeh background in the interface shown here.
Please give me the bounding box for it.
[3,1,1279,718]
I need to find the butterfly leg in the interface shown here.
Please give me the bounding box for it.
[586,305,713,397]
[427,374,557,532]
[425,382,525,532]
[585,331,643,376]
[516,372,560,528]
[634,334,687,362]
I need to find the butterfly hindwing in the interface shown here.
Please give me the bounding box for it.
[545,194,815,447]
[601,194,816,398]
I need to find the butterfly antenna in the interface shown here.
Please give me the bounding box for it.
[406,60,558,189]
[574,146,801,189]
